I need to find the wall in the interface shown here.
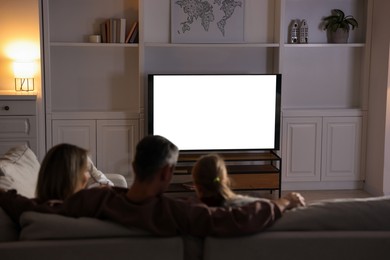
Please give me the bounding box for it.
[0,0,45,160]
[0,0,41,92]
[365,0,390,195]
[2,0,390,190]
[385,45,390,195]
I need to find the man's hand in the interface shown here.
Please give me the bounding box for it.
[272,192,306,213]
[283,192,306,209]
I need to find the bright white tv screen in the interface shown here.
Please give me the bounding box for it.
[148,74,281,151]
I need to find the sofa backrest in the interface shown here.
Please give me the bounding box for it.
[0,207,19,242]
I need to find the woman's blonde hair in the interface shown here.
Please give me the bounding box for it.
[192,153,235,203]
[36,143,89,202]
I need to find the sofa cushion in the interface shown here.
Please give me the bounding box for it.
[268,196,390,231]
[0,207,19,241]
[19,211,151,240]
[0,145,40,198]
[204,231,390,260]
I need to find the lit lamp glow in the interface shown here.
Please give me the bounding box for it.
[13,61,36,92]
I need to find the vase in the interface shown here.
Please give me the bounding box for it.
[327,29,349,43]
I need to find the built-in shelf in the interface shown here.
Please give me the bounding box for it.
[284,43,365,48]
[39,0,371,190]
[144,43,280,48]
[51,42,139,47]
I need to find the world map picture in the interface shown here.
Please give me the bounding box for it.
[171,0,245,43]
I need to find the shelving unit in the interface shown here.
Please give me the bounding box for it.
[140,0,371,190]
[40,0,140,183]
[40,0,372,189]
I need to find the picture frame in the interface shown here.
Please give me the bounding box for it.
[171,0,245,44]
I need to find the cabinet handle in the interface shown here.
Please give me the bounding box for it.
[3,106,10,111]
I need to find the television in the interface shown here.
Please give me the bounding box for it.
[147,74,281,152]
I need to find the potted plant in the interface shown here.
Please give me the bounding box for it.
[322,9,358,43]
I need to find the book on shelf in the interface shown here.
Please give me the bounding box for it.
[106,19,111,43]
[126,21,138,43]
[100,18,127,43]
[116,18,126,43]
[100,22,107,43]
[111,19,117,43]
[129,27,138,43]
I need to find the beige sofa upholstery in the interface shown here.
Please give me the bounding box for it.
[2,196,390,260]
[0,237,184,260]
[1,145,390,259]
[204,196,390,260]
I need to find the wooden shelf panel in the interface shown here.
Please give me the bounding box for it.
[230,173,279,190]
[178,151,280,162]
[174,164,279,175]
[167,173,279,193]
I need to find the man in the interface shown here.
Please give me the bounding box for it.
[0,135,305,237]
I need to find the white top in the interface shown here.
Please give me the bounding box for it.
[86,157,114,188]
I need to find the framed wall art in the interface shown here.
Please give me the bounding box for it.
[171,0,245,43]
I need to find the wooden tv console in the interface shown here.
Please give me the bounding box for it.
[167,151,281,197]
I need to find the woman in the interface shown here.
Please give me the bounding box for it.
[36,143,113,203]
[192,153,305,209]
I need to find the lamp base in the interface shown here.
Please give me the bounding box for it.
[15,78,34,92]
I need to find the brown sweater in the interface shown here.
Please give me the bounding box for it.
[0,187,282,237]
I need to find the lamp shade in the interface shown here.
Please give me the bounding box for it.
[13,61,36,78]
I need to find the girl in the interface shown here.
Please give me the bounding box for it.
[191,153,261,207]
[192,153,305,209]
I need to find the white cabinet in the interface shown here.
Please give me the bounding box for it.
[40,0,141,182]
[278,0,370,190]
[282,117,322,182]
[0,96,38,156]
[96,119,139,180]
[52,120,96,159]
[40,0,372,189]
[282,112,363,189]
[52,119,138,182]
[321,117,362,181]
[140,0,371,190]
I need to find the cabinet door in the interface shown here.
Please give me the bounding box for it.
[51,120,97,162]
[321,117,362,181]
[0,140,37,157]
[0,116,37,156]
[97,120,139,181]
[282,117,322,182]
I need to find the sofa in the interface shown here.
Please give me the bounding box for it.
[1,146,390,260]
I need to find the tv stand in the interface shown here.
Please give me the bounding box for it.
[167,151,281,197]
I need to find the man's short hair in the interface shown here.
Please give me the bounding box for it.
[133,135,179,181]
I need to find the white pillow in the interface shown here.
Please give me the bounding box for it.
[20,211,150,240]
[0,145,40,198]
[268,196,390,231]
